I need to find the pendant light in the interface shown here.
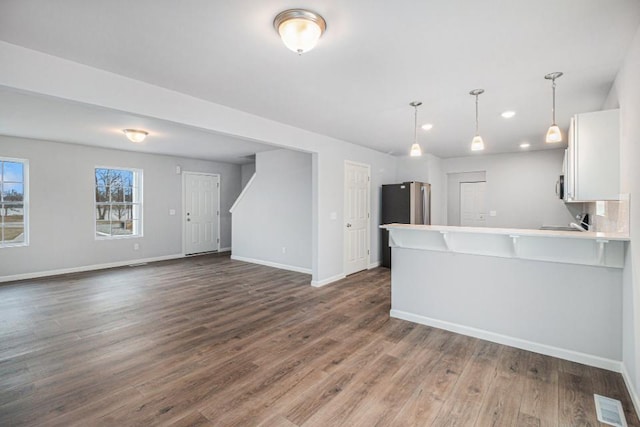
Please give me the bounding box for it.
[409,102,423,157]
[544,72,563,143]
[469,89,485,151]
[274,9,326,55]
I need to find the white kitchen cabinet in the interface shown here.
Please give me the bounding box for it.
[565,109,620,202]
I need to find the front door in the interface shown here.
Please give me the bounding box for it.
[460,181,487,227]
[344,161,370,275]
[184,173,219,255]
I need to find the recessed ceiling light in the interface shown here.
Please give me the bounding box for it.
[501,111,516,118]
[520,142,531,148]
[421,123,433,131]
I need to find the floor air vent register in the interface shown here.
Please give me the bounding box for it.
[594,394,628,427]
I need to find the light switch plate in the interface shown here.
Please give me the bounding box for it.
[490,211,497,217]
[169,209,176,216]
[330,212,337,220]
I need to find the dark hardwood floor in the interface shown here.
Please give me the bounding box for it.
[0,253,637,426]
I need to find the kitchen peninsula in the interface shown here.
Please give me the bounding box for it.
[381,223,630,371]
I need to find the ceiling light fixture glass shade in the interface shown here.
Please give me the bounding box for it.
[409,101,423,157]
[471,135,485,151]
[544,72,563,143]
[274,9,326,55]
[123,129,148,143]
[469,89,485,151]
[545,124,562,143]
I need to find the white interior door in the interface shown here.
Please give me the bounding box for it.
[344,162,370,276]
[460,181,487,227]
[184,173,219,254]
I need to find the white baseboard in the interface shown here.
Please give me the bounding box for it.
[368,260,381,269]
[218,247,231,253]
[621,363,640,418]
[0,254,185,284]
[390,309,622,373]
[230,255,312,275]
[311,273,346,288]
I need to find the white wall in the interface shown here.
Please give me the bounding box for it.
[232,149,312,272]
[391,248,623,365]
[0,135,241,279]
[0,42,398,285]
[441,149,577,229]
[605,23,640,411]
[240,162,255,188]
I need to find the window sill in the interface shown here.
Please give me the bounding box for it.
[0,242,28,249]
[95,234,143,241]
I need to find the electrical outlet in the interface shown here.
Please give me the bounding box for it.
[134,243,140,250]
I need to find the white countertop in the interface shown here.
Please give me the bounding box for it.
[380,223,630,241]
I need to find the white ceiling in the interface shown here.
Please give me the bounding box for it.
[0,0,639,159]
[0,88,275,164]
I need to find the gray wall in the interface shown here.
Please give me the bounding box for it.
[606,23,640,406]
[0,43,401,284]
[232,149,312,271]
[441,149,577,229]
[0,135,241,279]
[240,162,255,188]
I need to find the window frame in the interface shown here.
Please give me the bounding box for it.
[0,156,29,248]
[94,166,143,240]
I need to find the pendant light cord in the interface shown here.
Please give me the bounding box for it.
[475,94,479,135]
[413,105,418,145]
[551,78,556,125]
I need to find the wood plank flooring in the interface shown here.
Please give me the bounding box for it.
[0,253,637,426]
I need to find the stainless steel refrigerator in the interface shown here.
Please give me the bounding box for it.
[381,181,431,268]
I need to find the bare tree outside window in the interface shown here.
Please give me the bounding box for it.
[95,168,142,237]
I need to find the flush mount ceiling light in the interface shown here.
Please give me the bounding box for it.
[274,9,326,55]
[409,102,423,157]
[545,71,564,143]
[520,142,531,148]
[123,129,148,143]
[469,89,485,151]
[421,123,433,131]
[501,111,516,118]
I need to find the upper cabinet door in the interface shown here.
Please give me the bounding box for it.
[568,109,620,202]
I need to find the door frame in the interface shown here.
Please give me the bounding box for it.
[343,160,371,275]
[182,171,221,255]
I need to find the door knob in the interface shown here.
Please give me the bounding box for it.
[346,223,352,228]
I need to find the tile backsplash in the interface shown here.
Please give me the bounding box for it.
[585,195,630,234]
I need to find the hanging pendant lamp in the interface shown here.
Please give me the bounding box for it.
[409,102,423,157]
[544,72,563,143]
[469,89,485,151]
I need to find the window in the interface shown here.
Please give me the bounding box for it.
[95,167,142,238]
[0,158,28,247]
